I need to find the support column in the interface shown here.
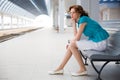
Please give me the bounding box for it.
[54,6,59,30]
[80,0,99,21]
[10,15,13,28]
[90,0,100,21]
[52,0,59,30]
[58,0,64,33]
[17,17,19,28]
[1,13,4,29]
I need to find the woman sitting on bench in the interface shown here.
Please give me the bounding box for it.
[48,5,109,76]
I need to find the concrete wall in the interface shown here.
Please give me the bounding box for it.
[109,8,120,20]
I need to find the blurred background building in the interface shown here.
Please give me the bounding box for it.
[99,0,120,20]
[0,0,120,31]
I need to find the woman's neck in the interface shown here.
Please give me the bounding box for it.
[76,14,81,23]
[76,16,80,23]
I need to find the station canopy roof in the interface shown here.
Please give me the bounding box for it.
[0,0,48,19]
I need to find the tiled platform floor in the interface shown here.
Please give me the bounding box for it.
[0,26,120,80]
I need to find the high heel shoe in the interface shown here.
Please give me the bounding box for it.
[48,69,64,75]
[71,71,87,76]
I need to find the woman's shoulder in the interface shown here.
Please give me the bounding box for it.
[78,16,89,23]
[80,16,90,21]
[80,16,89,19]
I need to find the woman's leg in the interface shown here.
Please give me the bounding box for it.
[55,40,86,72]
[69,41,86,73]
[55,47,72,71]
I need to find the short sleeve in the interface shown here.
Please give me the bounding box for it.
[79,16,88,24]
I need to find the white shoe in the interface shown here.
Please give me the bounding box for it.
[71,71,87,76]
[48,69,64,75]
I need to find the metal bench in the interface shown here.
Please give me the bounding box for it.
[80,32,120,80]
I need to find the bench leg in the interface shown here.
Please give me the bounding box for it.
[84,57,88,65]
[90,60,110,80]
[80,51,88,65]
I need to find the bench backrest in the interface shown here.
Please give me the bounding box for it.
[107,31,120,55]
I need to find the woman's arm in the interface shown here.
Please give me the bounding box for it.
[72,20,77,36]
[74,23,86,41]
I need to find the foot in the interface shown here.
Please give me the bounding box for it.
[71,70,87,76]
[48,69,64,75]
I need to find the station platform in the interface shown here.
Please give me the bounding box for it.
[0,27,40,43]
[0,25,120,80]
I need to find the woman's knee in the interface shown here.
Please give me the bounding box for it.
[69,41,77,49]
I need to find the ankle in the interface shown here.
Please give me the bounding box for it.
[79,68,86,72]
[55,68,63,71]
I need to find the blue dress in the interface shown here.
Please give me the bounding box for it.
[77,16,109,42]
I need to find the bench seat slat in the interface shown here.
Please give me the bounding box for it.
[90,54,120,61]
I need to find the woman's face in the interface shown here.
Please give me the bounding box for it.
[70,8,79,20]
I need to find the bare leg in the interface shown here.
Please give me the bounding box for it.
[55,41,86,72]
[55,47,72,71]
[69,41,86,72]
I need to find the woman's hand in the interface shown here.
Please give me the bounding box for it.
[71,19,76,25]
[71,19,77,36]
[66,44,69,49]
[66,40,70,49]
[66,39,76,49]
